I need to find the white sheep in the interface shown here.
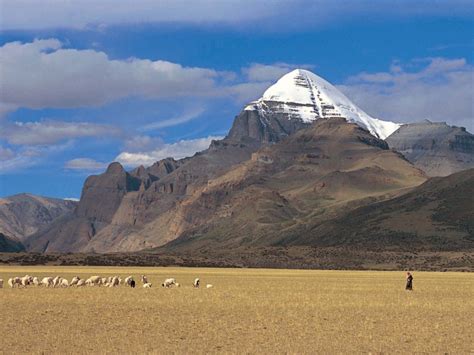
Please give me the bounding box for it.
[70,276,80,287]
[86,276,101,286]
[193,278,200,288]
[161,278,176,288]
[143,283,152,288]
[20,275,32,287]
[52,276,61,288]
[32,277,40,286]
[109,276,119,287]
[76,279,86,287]
[60,278,69,287]
[41,277,53,287]
[9,277,21,288]
[141,275,148,284]
[206,284,213,289]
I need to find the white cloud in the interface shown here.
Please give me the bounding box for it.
[140,107,206,131]
[1,0,472,31]
[0,146,15,160]
[64,158,108,171]
[0,39,224,112]
[0,120,122,145]
[338,57,474,132]
[116,135,223,167]
[0,143,72,173]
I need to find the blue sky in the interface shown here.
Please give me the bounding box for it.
[0,0,473,199]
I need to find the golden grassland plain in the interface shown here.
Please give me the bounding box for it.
[0,266,473,353]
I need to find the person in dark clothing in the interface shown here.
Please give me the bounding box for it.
[405,272,413,291]
[130,280,136,288]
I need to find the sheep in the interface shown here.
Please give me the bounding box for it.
[141,275,148,284]
[109,276,120,287]
[9,277,21,288]
[0,279,3,288]
[124,276,134,287]
[41,277,53,287]
[143,283,152,288]
[86,276,101,286]
[206,284,213,289]
[193,278,200,288]
[70,276,80,287]
[161,278,176,288]
[52,276,62,288]
[60,278,69,287]
[76,279,86,287]
[21,275,32,287]
[175,283,180,287]
[101,277,108,286]
[32,277,40,286]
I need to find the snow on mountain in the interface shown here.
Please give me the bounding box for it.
[245,69,400,139]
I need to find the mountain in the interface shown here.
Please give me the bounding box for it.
[23,68,472,258]
[228,69,400,143]
[25,140,260,252]
[386,120,474,177]
[0,194,77,244]
[298,168,474,251]
[158,117,425,253]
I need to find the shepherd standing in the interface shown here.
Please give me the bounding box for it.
[405,272,413,291]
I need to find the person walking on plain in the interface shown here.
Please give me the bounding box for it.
[405,272,413,291]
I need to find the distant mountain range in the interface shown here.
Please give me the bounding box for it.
[0,194,76,252]
[2,69,473,268]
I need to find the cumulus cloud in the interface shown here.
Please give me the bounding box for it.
[64,158,108,171]
[0,39,223,113]
[0,120,122,145]
[1,0,472,31]
[116,135,222,167]
[338,57,474,131]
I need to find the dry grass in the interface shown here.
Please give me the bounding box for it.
[0,266,473,354]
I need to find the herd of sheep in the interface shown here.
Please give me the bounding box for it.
[0,275,213,289]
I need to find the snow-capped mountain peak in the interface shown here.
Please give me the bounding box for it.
[245,69,400,139]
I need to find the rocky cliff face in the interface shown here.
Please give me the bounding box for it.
[0,194,76,242]
[386,120,474,177]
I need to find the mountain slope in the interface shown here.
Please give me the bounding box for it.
[144,117,426,253]
[386,120,474,177]
[26,140,260,253]
[0,194,76,242]
[297,168,474,251]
